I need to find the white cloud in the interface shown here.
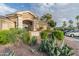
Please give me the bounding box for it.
[34,3,55,16]
[56,3,69,6]
[40,3,55,7]
[0,3,17,15]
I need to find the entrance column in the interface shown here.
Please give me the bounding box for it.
[33,19,39,31]
[33,19,37,31]
[18,17,23,29]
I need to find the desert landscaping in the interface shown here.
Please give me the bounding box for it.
[0,10,74,56]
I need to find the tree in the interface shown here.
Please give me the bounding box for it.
[40,13,56,28]
[62,21,67,30]
[76,16,79,21]
[68,20,73,29]
[41,13,52,22]
[75,16,79,29]
[48,20,56,28]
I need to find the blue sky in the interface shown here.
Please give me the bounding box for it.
[0,3,79,27]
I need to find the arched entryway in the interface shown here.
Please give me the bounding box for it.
[23,20,33,31]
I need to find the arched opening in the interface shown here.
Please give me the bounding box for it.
[23,20,33,31]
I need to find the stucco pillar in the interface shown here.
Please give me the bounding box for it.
[33,19,39,31]
[33,19,37,31]
[18,17,23,29]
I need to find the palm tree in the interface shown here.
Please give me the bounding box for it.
[40,13,56,29]
[41,13,52,22]
[62,21,67,30]
[68,20,73,30]
[48,20,56,28]
[76,16,79,20]
[75,16,79,29]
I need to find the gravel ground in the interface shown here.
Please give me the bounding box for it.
[0,40,46,56]
[0,36,79,56]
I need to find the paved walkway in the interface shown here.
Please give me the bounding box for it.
[64,36,79,56]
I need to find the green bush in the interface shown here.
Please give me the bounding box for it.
[0,28,25,45]
[21,31,37,46]
[52,30,64,40]
[9,28,25,38]
[29,36,37,46]
[21,31,30,44]
[0,30,9,44]
[40,30,49,39]
[0,28,36,45]
[0,30,17,44]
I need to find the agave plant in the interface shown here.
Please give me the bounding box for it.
[2,48,15,56]
[39,34,74,56]
[59,44,74,56]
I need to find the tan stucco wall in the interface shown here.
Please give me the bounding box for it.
[17,12,35,29]
[1,20,15,30]
[16,11,39,31]
[0,11,47,31]
[16,11,35,21]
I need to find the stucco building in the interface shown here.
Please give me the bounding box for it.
[0,11,47,36]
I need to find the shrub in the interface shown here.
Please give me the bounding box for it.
[0,28,24,45]
[7,30,16,43]
[21,31,37,46]
[9,28,25,38]
[0,29,17,44]
[40,30,49,39]
[9,28,23,35]
[29,36,37,46]
[21,31,30,44]
[0,30,9,44]
[7,28,24,43]
[51,30,64,40]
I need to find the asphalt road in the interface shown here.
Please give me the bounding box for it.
[73,37,79,39]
